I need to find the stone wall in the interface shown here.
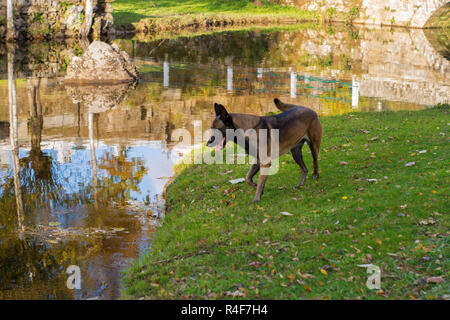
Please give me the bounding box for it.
[0,0,114,40]
[275,0,449,28]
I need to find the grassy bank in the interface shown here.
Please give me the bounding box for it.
[122,105,449,299]
[113,0,319,32]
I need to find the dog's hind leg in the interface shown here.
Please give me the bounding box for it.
[291,140,308,188]
[246,163,260,189]
[307,119,322,180]
[307,140,319,180]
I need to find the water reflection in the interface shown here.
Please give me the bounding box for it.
[116,26,448,108]
[7,44,25,232]
[0,24,448,300]
[0,71,180,299]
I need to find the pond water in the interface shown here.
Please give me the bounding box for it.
[0,25,448,299]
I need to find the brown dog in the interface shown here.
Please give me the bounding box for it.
[206,98,322,202]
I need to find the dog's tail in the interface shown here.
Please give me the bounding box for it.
[274,98,295,112]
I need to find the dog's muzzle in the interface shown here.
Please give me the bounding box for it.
[206,136,226,151]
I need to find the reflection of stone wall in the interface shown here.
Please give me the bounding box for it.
[0,41,79,79]
[270,27,449,105]
[357,29,449,105]
[0,0,114,40]
[275,0,449,27]
[359,78,449,106]
[120,26,448,106]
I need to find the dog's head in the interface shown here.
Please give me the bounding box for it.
[206,103,234,151]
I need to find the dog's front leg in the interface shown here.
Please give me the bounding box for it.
[246,163,259,189]
[253,164,270,203]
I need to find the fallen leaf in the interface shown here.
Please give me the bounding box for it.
[426,276,444,284]
[419,218,436,225]
[225,290,245,297]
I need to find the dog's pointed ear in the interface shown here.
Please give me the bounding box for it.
[214,103,229,120]
[274,98,282,107]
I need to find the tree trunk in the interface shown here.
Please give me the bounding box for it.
[80,0,94,42]
[6,0,14,41]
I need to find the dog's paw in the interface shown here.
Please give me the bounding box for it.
[252,198,260,203]
[294,183,304,189]
[312,173,319,180]
[246,180,257,189]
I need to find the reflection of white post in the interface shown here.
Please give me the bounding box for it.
[304,73,310,84]
[352,77,360,109]
[377,101,382,111]
[89,112,99,208]
[8,45,25,231]
[257,68,263,79]
[163,59,169,88]
[227,66,233,93]
[290,71,297,98]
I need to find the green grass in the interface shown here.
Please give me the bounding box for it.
[122,105,449,299]
[113,0,318,28]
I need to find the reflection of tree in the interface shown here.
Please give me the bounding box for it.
[7,43,24,231]
[28,78,43,154]
[74,103,85,150]
[0,235,103,299]
[97,147,147,204]
[18,78,64,207]
[89,112,99,208]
